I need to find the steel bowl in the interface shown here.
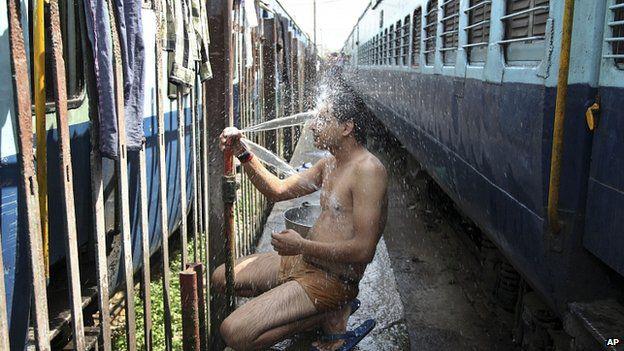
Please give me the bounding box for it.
[283,202,321,238]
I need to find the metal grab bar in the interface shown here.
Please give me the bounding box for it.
[500,5,549,21]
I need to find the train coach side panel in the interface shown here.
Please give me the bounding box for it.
[345,66,617,310]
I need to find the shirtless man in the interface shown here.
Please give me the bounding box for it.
[212,86,388,351]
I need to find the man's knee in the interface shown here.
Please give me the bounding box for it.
[211,264,226,293]
[220,316,254,351]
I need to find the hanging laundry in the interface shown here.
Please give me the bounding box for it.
[276,14,291,84]
[243,0,258,28]
[191,0,212,81]
[112,0,146,151]
[170,0,195,87]
[82,0,118,158]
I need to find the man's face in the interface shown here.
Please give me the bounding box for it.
[310,103,343,150]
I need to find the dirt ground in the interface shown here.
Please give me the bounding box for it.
[370,131,522,351]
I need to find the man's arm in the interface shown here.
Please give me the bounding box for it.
[273,160,388,263]
[220,129,325,202]
[240,154,326,202]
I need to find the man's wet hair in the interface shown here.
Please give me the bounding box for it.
[323,81,372,145]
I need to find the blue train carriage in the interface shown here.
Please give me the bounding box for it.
[0,0,203,348]
[341,0,624,346]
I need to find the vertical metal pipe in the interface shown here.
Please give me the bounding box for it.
[108,1,137,348]
[47,0,86,347]
[547,0,575,234]
[89,130,113,351]
[180,269,201,351]
[6,0,51,346]
[187,263,207,351]
[139,145,153,351]
[178,90,190,268]
[191,84,199,263]
[34,0,49,278]
[0,227,11,351]
[224,147,236,308]
[154,0,174,345]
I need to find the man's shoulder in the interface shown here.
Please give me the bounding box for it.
[354,152,387,179]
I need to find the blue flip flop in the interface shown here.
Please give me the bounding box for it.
[310,319,376,351]
[349,298,361,316]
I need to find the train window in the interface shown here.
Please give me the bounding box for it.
[412,8,422,67]
[606,0,624,68]
[424,0,438,65]
[29,0,85,108]
[401,15,410,65]
[389,24,395,65]
[394,20,402,65]
[465,0,491,65]
[501,0,550,66]
[381,28,389,65]
[441,0,459,65]
[376,34,381,65]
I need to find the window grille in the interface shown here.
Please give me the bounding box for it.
[606,0,624,68]
[401,16,410,65]
[464,0,491,64]
[501,0,550,64]
[389,25,395,64]
[392,21,401,65]
[441,0,459,65]
[376,34,381,64]
[424,0,438,65]
[383,28,389,64]
[29,0,85,106]
[412,8,422,67]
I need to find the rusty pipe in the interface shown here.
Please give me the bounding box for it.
[547,0,575,234]
[180,268,201,351]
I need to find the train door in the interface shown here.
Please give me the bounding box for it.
[582,0,624,277]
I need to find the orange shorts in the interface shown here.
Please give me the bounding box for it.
[278,254,359,313]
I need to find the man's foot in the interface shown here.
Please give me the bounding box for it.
[310,339,345,351]
[310,320,376,351]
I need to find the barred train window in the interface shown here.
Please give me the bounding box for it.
[394,21,402,65]
[502,0,550,65]
[401,15,410,65]
[424,0,438,65]
[466,0,491,64]
[29,0,85,107]
[383,28,389,64]
[607,0,624,68]
[412,8,422,67]
[441,0,459,65]
[389,25,395,65]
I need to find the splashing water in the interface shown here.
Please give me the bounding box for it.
[240,110,317,133]
[240,138,297,176]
